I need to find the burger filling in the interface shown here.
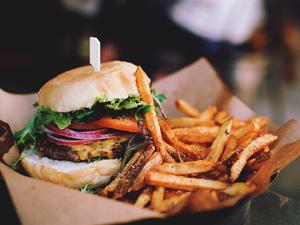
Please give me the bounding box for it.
[14,90,166,166]
[36,135,131,162]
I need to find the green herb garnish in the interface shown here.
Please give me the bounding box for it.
[80,184,97,194]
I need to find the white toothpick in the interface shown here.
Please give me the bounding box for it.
[89,37,101,72]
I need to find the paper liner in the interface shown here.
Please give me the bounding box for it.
[1,58,300,224]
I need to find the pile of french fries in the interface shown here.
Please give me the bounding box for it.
[100,67,278,214]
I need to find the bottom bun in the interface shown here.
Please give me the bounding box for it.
[21,150,121,189]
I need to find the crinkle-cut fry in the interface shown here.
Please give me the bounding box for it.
[134,66,174,162]
[221,135,239,162]
[135,187,153,208]
[214,110,231,125]
[222,182,256,197]
[146,171,229,191]
[173,126,219,144]
[166,117,215,128]
[207,119,233,162]
[154,160,217,175]
[151,186,165,211]
[160,119,207,157]
[198,106,218,122]
[132,152,163,191]
[230,134,278,181]
[155,192,191,213]
[175,99,200,117]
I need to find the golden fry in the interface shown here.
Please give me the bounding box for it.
[223,182,256,197]
[166,117,215,128]
[198,106,218,122]
[207,119,233,162]
[230,134,278,181]
[155,192,191,213]
[154,160,217,175]
[173,126,219,144]
[175,99,200,117]
[251,116,268,130]
[232,119,246,129]
[214,110,231,125]
[146,171,229,191]
[165,142,195,162]
[232,122,255,139]
[135,187,153,208]
[151,186,165,211]
[134,66,174,162]
[132,152,163,191]
[221,135,238,162]
[160,119,198,156]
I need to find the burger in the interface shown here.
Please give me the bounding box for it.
[14,61,165,189]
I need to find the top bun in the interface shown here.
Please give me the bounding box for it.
[37,61,139,112]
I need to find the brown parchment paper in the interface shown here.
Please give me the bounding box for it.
[1,58,300,225]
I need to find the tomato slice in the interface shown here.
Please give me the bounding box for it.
[70,117,139,133]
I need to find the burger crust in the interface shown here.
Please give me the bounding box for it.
[21,150,121,189]
[37,61,139,112]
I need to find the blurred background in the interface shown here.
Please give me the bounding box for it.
[1,0,300,200]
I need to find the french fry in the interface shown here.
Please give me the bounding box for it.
[165,142,195,162]
[214,110,231,125]
[230,134,278,181]
[223,182,256,197]
[151,186,165,211]
[134,66,174,162]
[173,126,219,144]
[166,117,215,128]
[146,171,229,191]
[154,160,217,175]
[221,135,238,162]
[245,149,270,171]
[175,99,200,117]
[160,120,210,159]
[207,119,233,162]
[132,152,163,191]
[251,116,268,130]
[135,187,153,208]
[198,106,218,122]
[232,122,255,139]
[155,192,191,213]
[100,145,155,199]
[232,119,246,129]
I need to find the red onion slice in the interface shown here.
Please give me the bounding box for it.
[46,133,121,146]
[47,133,95,146]
[45,125,110,140]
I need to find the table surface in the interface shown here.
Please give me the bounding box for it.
[1,178,300,225]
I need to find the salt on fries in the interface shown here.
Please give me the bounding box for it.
[99,81,277,213]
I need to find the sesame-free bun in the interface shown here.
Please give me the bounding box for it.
[21,150,121,189]
[37,61,139,112]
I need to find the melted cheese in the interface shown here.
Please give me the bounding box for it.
[71,136,131,161]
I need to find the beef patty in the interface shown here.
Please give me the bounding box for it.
[36,135,131,162]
